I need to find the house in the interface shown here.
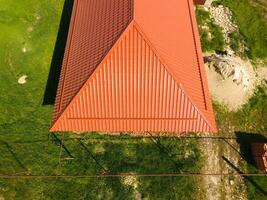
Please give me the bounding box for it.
[50,0,217,134]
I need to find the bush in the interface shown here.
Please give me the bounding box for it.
[196,8,225,52]
[229,32,241,52]
[218,0,267,60]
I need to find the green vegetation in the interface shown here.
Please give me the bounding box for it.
[217,0,267,61]
[0,0,266,198]
[231,86,267,200]
[213,85,267,200]
[0,134,203,199]
[0,0,203,199]
[196,8,225,52]
[197,1,267,198]
[228,32,243,55]
[214,85,267,134]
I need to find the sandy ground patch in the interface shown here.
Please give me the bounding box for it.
[205,56,257,110]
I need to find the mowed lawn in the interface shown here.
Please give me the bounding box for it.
[0,1,203,199]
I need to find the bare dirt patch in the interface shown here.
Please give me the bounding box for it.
[200,138,222,200]
[200,135,247,200]
[205,56,257,110]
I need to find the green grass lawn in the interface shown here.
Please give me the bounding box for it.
[217,0,267,62]
[214,86,267,134]
[213,85,267,200]
[196,2,267,197]
[0,1,204,199]
[0,134,203,200]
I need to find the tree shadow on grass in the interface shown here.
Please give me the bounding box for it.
[235,131,267,169]
[0,141,29,175]
[78,139,108,173]
[42,0,74,105]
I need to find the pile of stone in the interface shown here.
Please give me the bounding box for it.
[206,54,250,89]
[209,5,238,42]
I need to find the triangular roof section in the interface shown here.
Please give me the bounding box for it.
[52,0,133,123]
[51,0,217,133]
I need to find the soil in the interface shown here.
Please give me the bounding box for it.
[200,135,247,200]
[200,138,222,200]
[205,56,257,111]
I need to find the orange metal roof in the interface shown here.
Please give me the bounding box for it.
[51,0,217,134]
[52,0,133,123]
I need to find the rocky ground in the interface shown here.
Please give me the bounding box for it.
[198,2,267,200]
[201,3,267,110]
[200,138,222,200]
[204,55,258,110]
[200,134,248,200]
[121,176,142,200]
[209,5,238,43]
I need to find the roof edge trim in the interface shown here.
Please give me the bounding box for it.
[56,0,79,117]
[187,0,207,110]
[187,0,215,114]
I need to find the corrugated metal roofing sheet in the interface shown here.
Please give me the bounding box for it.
[51,0,217,133]
[134,0,212,115]
[52,0,133,122]
[51,23,214,132]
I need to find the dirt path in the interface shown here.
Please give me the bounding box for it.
[200,134,247,200]
[200,137,222,200]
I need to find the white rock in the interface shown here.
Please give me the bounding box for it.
[22,47,27,53]
[18,75,27,84]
